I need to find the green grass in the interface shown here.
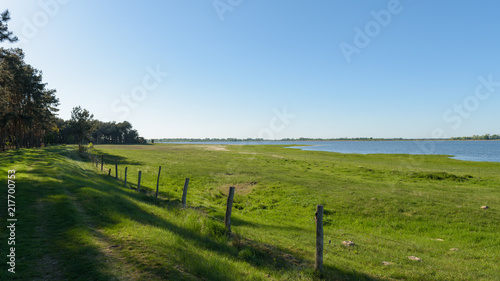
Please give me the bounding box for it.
[1,143,499,280]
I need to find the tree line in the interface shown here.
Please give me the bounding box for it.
[156,136,500,143]
[450,134,500,140]
[49,114,145,146]
[0,11,58,150]
[0,10,143,152]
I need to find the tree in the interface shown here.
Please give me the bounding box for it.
[0,10,18,43]
[0,11,59,151]
[1,48,59,150]
[91,120,141,144]
[70,106,96,152]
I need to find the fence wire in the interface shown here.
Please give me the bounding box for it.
[81,150,483,275]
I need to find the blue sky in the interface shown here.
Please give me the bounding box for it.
[3,0,500,139]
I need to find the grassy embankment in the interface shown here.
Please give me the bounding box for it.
[0,144,498,280]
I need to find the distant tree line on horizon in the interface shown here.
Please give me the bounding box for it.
[154,135,500,143]
[154,137,410,142]
[154,138,267,143]
[0,10,144,152]
[450,134,500,140]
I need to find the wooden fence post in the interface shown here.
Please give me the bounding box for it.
[101,154,104,172]
[115,159,118,180]
[108,168,111,176]
[181,178,190,208]
[156,166,161,198]
[137,171,142,191]
[95,155,98,167]
[124,167,128,187]
[224,186,235,233]
[315,205,324,274]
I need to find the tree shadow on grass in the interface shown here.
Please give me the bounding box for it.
[224,216,382,281]
[3,146,381,280]
[44,145,145,166]
[73,173,381,280]
[0,159,117,280]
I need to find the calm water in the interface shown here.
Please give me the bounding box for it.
[163,140,500,163]
[290,140,500,163]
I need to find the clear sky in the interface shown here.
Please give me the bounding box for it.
[2,0,500,139]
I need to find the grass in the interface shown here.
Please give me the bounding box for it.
[1,143,499,280]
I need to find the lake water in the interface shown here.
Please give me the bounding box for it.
[162,140,500,163]
[289,140,500,163]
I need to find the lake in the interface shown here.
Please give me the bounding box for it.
[162,140,500,163]
[289,140,500,163]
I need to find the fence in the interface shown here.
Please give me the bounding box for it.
[82,150,241,231]
[82,150,347,274]
[82,148,483,277]
[93,150,483,276]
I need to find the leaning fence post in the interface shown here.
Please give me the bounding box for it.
[101,154,104,172]
[181,178,190,208]
[108,168,111,176]
[115,159,118,180]
[137,171,142,191]
[224,186,236,233]
[315,205,324,274]
[124,167,128,187]
[156,166,161,198]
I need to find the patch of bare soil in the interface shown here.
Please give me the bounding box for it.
[220,182,258,195]
[199,145,229,151]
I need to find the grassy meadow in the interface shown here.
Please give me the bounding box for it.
[1,143,499,280]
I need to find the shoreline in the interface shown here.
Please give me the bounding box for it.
[158,139,500,143]
[154,141,500,163]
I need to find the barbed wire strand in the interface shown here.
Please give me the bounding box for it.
[79,152,481,270]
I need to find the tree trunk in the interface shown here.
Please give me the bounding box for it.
[15,121,19,149]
